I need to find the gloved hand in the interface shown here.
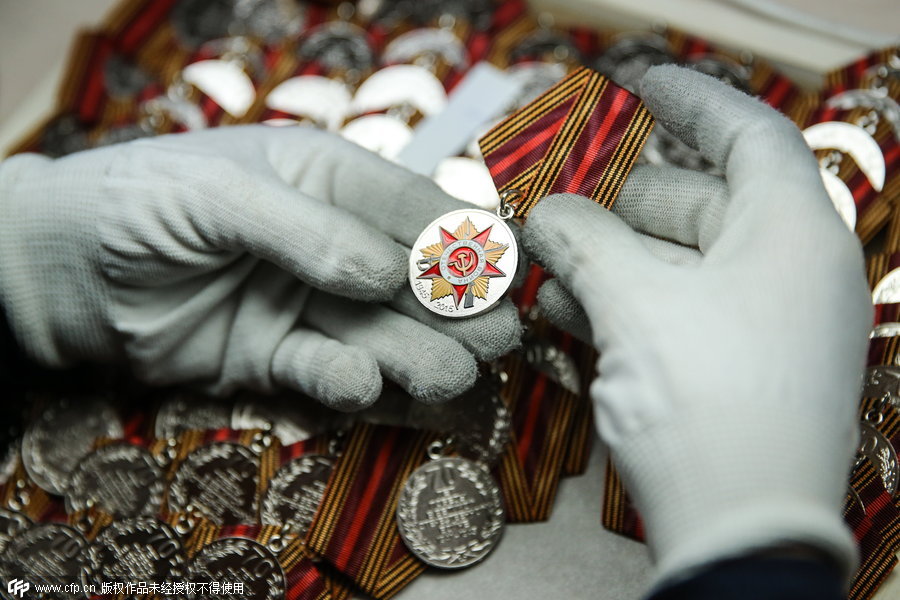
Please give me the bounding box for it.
[523,65,871,587]
[0,126,521,409]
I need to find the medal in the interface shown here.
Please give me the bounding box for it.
[409,207,518,318]
[188,537,285,600]
[22,396,123,496]
[86,518,185,584]
[168,442,260,525]
[411,67,653,318]
[857,422,899,497]
[5,523,88,593]
[396,455,504,569]
[64,442,165,519]
[260,454,334,537]
[0,508,31,555]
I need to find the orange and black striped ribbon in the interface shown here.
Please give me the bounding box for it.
[306,424,434,599]
[495,351,579,521]
[479,66,653,218]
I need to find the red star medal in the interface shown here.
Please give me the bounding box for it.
[409,209,518,318]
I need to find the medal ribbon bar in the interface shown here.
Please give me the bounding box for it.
[479,66,654,218]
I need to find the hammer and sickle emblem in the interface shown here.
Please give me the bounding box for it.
[450,250,476,276]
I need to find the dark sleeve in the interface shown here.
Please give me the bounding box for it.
[647,557,845,600]
[0,303,21,388]
[0,303,27,444]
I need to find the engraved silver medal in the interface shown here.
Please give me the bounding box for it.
[260,455,334,537]
[168,442,260,524]
[22,397,123,496]
[188,538,285,600]
[65,442,165,518]
[396,456,504,568]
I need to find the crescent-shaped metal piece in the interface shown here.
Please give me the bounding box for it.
[350,64,447,117]
[265,75,351,131]
[802,121,885,192]
[383,28,468,69]
[181,59,256,118]
[873,266,900,305]
[818,168,857,231]
[827,88,900,142]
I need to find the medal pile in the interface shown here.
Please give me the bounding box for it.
[3,0,900,598]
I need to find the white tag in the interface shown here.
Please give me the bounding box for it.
[397,62,523,175]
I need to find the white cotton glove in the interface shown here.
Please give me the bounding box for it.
[523,65,871,587]
[0,126,521,409]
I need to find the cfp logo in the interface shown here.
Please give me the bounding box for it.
[6,579,29,598]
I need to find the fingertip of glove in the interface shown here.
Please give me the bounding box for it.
[468,301,524,361]
[334,243,408,302]
[407,349,478,405]
[315,346,383,411]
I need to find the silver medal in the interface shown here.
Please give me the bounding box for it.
[686,55,752,95]
[260,455,334,536]
[21,397,123,496]
[0,509,31,555]
[872,267,900,305]
[170,0,236,49]
[231,394,345,445]
[4,523,87,596]
[872,322,900,339]
[154,395,232,440]
[40,115,91,157]
[64,442,165,518]
[593,34,673,92]
[863,366,900,408]
[524,339,581,395]
[86,518,185,584]
[857,422,899,497]
[103,54,153,100]
[409,209,518,318]
[264,75,351,131]
[297,21,374,75]
[396,457,504,569]
[181,58,256,118]
[168,442,260,524]
[802,122,886,193]
[383,28,468,70]
[350,65,447,119]
[188,538,285,600]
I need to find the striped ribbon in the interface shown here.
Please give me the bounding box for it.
[479,66,653,218]
[495,350,579,521]
[184,522,351,600]
[306,424,434,599]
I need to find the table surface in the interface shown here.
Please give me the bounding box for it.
[0,2,898,599]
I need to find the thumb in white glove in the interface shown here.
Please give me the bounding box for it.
[523,65,871,587]
[0,126,522,408]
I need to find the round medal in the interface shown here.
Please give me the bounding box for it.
[5,523,88,596]
[65,442,165,518]
[188,538,285,600]
[86,518,185,584]
[0,508,31,555]
[168,442,260,524]
[154,395,232,440]
[863,365,900,402]
[396,457,504,569]
[858,422,899,496]
[260,455,334,536]
[22,397,123,496]
[409,209,517,318]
